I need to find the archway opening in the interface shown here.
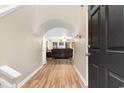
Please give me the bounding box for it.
[42,27,76,64]
[36,19,78,65]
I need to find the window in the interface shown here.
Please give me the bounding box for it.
[53,42,58,49]
[58,42,65,48]
[65,42,70,48]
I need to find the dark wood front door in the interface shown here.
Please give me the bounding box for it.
[89,5,124,88]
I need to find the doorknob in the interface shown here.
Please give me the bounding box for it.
[87,45,91,48]
[85,52,91,56]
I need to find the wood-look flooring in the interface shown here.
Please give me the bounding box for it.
[22,59,85,88]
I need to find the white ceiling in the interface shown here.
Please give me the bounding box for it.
[44,27,74,40]
[33,6,81,36]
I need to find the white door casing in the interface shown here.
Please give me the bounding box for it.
[42,37,47,65]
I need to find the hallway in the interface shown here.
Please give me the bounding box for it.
[22,59,85,88]
[0,5,123,88]
[0,5,88,88]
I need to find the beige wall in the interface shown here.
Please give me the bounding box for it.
[0,6,42,84]
[0,5,9,9]
[0,5,87,87]
[73,6,88,86]
[47,40,53,50]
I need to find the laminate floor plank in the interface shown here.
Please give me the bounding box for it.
[22,59,85,88]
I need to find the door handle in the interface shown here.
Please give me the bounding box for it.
[85,52,91,56]
[87,45,91,48]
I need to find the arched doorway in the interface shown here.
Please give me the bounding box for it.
[44,27,75,64]
[34,19,79,65]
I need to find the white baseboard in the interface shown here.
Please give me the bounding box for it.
[17,65,43,88]
[73,65,88,87]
